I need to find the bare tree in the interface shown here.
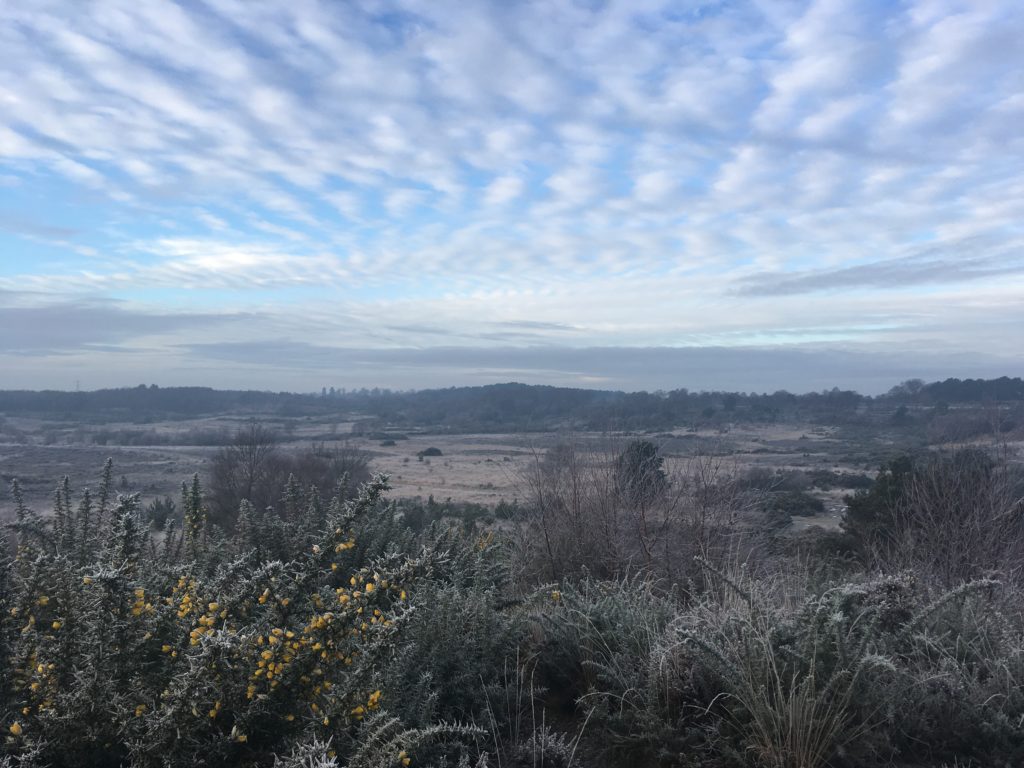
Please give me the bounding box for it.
[209,422,372,530]
[512,436,760,589]
[513,436,622,581]
[209,420,279,527]
[877,446,1024,585]
[290,442,371,501]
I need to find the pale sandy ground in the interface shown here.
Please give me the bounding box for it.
[1,415,874,525]
[0,418,555,514]
[352,433,542,504]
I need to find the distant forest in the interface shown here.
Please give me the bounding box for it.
[0,376,1021,434]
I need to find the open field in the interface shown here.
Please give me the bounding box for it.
[0,412,946,533]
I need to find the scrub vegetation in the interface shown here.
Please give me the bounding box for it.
[1,377,1024,767]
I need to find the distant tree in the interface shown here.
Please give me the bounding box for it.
[616,440,667,507]
[842,455,914,548]
[209,423,371,530]
[890,404,912,425]
[887,378,926,399]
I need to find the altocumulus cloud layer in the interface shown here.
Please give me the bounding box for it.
[0,0,1022,393]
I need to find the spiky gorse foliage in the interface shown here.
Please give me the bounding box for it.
[0,463,487,767]
[528,577,711,767]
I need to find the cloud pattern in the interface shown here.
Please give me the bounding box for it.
[0,0,1022,390]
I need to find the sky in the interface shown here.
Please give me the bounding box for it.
[1,0,1022,395]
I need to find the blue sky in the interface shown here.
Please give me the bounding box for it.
[1,0,1022,393]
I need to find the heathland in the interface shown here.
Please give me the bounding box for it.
[1,377,1022,767]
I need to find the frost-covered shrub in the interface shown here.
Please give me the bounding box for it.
[527,578,711,767]
[0,463,487,767]
[524,565,1024,768]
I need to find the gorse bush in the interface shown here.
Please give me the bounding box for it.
[529,577,709,767]
[0,462,503,767]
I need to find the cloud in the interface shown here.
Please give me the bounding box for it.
[0,239,352,292]
[0,293,246,354]
[0,0,1021,389]
[483,176,524,206]
[383,189,428,218]
[736,237,1024,296]
[632,171,677,204]
[0,212,79,239]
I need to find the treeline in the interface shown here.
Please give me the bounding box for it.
[0,386,318,422]
[1,377,1023,433]
[888,375,1024,403]
[347,383,867,431]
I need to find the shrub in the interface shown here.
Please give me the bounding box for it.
[209,421,371,529]
[144,495,177,530]
[843,448,1024,585]
[763,491,825,526]
[520,561,1024,768]
[7,456,1024,768]
[513,441,760,589]
[0,463,486,767]
[528,577,708,767]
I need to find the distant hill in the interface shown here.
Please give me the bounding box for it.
[0,377,1021,433]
